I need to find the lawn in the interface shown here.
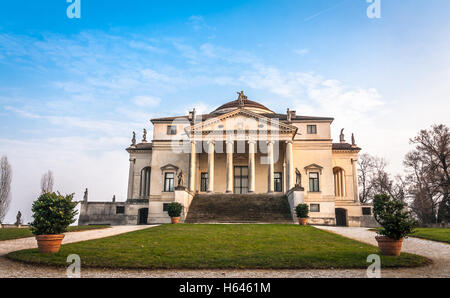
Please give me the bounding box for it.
[409,228,450,243]
[0,225,109,241]
[370,227,450,244]
[8,224,430,269]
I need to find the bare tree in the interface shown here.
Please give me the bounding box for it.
[358,153,375,203]
[41,170,54,194]
[0,156,12,224]
[407,124,450,223]
[358,153,406,203]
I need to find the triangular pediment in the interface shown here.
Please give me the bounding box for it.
[186,108,297,136]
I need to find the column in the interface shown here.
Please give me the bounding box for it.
[189,141,196,191]
[267,141,275,193]
[286,141,294,190]
[127,158,135,199]
[352,158,358,202]
[248,140,256,193]
[226,141,234,193]
[207,141,215,193]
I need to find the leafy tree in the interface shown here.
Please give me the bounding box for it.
[30,192,78,235]
[373,194,416,240]
[167,202,183,218]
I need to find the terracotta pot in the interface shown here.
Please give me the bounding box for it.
[375,236,404,256]
[171,217,180,224]
[298,218,307,225]
[36,234,65,253]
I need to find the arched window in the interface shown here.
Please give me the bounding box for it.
[140,167,151,197]
[333,167,346,197]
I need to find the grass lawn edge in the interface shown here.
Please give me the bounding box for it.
[6,225,432,270]
[0,225,111,242]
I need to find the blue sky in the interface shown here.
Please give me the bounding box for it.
[0,0,449,222]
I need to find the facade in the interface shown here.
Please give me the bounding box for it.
[79,92,374,226]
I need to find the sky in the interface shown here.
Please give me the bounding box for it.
[0,0,449,223]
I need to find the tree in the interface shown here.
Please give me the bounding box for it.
[358,153,375,204]
[407,124,450,223]
[41,170,54,194]
[358,153,405,203]
[0,156,12,224]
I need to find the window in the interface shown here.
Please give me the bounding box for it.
[167,125,177,135]
[116,206,125,214]
[309,172,320,192]
[200,172,208,192]
[140,167,151,197]
[234,166,249,194]
[274,172,282,192]
[164,172,175,192]
[163,203,169,212]
[310,204,320,212]
[307,125,317,134]
[362,207,372,215]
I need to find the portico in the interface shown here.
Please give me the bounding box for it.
[186,108,297,194]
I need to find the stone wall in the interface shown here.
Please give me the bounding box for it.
[78,200,148,225]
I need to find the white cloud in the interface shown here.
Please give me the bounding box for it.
[294,48,309,56]
[132,95,161,107]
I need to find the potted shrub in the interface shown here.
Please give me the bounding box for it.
[295,203,309,225]
[30,192,78,253]
[167,202,183,224]
[373,194,416,256]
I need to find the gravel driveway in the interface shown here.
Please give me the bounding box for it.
[1,225,448,278]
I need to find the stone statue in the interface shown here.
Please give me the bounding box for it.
[112,195,116,203]
[340,128,345,143]
[83,188,88,202]
[131,131,136,146]
[177,170,185,187]
[295,168,301,186]
[142,128,147,143]
[351,133,356,146]
[237,90,247,107]
[15,211,22,227]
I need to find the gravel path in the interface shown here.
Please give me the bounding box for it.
[1,225,448,278]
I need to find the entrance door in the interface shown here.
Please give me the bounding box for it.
[335,208,347,226]
[234,166,249,194]
[138,208,149,225]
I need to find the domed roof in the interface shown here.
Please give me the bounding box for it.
[212,91,274,114]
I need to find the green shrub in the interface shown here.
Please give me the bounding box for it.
[295,204,309,218]
[373,194,416,240]
[167,202,183,218]
[30,192,78,235]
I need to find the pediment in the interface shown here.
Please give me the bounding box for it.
[160,164,179,173]
[304,163,323,174]
[186,108,297,136]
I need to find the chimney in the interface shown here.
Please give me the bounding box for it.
[287,108,291,122]
[290,110,296,119]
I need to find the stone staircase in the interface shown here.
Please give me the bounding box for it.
[184,194,293,223]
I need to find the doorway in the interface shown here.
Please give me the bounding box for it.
[138,208,149,225]
[335,208,348,226]
[234,166,249,194]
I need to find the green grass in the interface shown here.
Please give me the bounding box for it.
[370,227,450,244]
[7,224,430,269]
[0,225,109,241]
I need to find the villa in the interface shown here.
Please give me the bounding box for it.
[79,92,375,226]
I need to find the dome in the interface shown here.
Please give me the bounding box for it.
[212,92,274,114]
